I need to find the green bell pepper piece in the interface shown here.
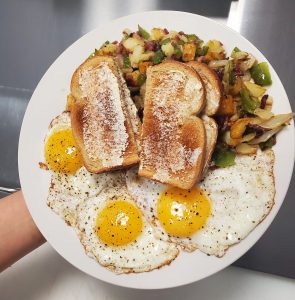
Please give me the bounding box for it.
[214,148,236,168]
[137,73,146,86]
[123,56,131,68]
[196,45,208,56]
[230,46,241,57]
[152,50,165,64]
[138,25,150,40]
[250,62,272,86]
[240,87,260,114]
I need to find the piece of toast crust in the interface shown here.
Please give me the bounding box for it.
[187,61,223,116]
[201,115,218,176]
[139,60,206,189]
[70,55,139,173]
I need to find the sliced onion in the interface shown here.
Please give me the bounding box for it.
[239,53,256,71]
[241,132,256,142]
[241,71,251,81]
[253,108,274,120]
[232,51,248,61]
[260,113,295,129]
[236,143,258,155]
[208,60,228,69]
[249,117,264,125]
[248,126,283,144]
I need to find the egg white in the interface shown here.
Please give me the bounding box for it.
[76,184,179,273]
[46,112,123,226]
[126,149,275,256]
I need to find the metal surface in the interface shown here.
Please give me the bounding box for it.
[232,0,295,279]
[0,0,294,280]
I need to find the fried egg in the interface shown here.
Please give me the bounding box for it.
[45,112,121,225]
[126,149,275,256]
[76,184,179,273]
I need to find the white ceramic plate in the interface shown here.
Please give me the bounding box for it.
[19,11,294,289]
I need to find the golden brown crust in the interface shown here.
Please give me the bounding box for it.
[201,115,218,176]
[70,55,139,173]
[188,61,223,116]
[139,61,206,189]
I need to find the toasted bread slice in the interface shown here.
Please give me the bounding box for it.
[70,55,139,173]
[139,61,206,189]
[188,61,223,116]
[201,115,218,175]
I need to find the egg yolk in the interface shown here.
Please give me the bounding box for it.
[45,129,82,173]
[157,187,211,237]
[95,200,143,246]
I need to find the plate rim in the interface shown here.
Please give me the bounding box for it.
[18,10,295,289]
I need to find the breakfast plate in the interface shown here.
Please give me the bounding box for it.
[18,11,294,289]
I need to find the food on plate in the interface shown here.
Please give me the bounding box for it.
[76,182,179,273]
[127,149,275,256]
[41,24,294,274]
[201,115,218,175]
[187,61,223,116]
[139,61,206,189]
[45,112,121,225]
[70,55,140,173]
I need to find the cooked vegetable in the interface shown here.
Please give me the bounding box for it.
[160,38,171,45]
[138,61,153,74]
[239,53,256,72]
[174,44,183,59]
[214,148,236,167]
[138,25,150,40]
[229,76,243,96]
[182,42,197,61]
[123,37,144,52]
[151,28,166,40]
[223,131,241,146]
[244,81,266,97]
[248,126,283,144]
[137,73,146,85]
[240,88,260,114]
[250,62,272,86]
[196,45,208,56]
[259,113,295,129]
[230,118,251,139]
[152,50,165,64]
[236,143,258,155]
[230,47,241,57]
[253,108,274,120]
[161,42,174,57]
[259,135,276,150]
[217,95,235,116]
[223,60,234,93]
[186,34,198,42]
[123,56,131,68]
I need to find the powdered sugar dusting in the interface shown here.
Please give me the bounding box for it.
[79,62,128,168]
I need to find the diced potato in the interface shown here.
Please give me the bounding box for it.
[230,118,251,139]
[95,43,118,56]
[125,70,141,86]
[129,45,144,67]
[179,35,188,43]
[161,42,174,57]
[123,37,144,52]
[138,61,153,74]
[182,42,197,61]
[236,143,258,155]
[166,30,178,39]
[206,40,225,59]
[66,94,75,111]
[223,131,241,146]
[140,52,155,61]
[151,28,166,41]
[244,81,266,97]
[217,95,235,116]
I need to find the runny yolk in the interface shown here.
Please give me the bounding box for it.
[45,129,82,174]
[95,200,143,246]
[157,187,211,237]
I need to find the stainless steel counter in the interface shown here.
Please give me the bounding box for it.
[0,0,294,279]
